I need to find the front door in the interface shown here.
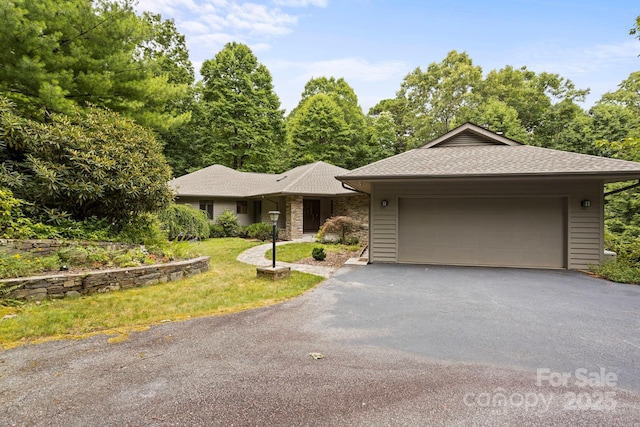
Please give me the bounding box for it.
[303,199,321,232]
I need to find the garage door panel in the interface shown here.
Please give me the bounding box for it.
[398,198,565,268]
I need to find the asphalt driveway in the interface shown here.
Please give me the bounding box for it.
[1,264,639,426]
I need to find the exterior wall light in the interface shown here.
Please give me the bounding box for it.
[581,200,591,208]
[381,200,389,207]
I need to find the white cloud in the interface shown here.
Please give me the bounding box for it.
[512,40,639,77]
[271,57,407,83]
[133,0,303,61]
[226,3,297,35]
[272,0,328,7]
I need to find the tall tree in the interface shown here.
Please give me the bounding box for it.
[368,98,414,153]
[0,0,192,130]
[363,111,398,162]
[200,42,284,172]
[287,94,352,168]
[477,66,587,135]
[298,77,366,137]
[397,50,483,143]
[288,76,368,168]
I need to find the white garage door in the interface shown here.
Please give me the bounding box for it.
[398,197,566,268]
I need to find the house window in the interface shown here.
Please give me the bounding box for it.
[236,200,248,215]
[199,200,214,219]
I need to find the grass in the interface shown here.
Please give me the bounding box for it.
[265,242,361,263]
[0,238,324,349]
[591,259,640,284]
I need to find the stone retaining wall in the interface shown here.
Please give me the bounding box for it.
[3,256,210,301]
[0,239,134,257]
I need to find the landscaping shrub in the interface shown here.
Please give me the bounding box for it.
[593,259,640,285]
[158,204,210,241]
[318,216,357,243]
[209,224,226,238]
[237,225,249,238]
[593,227,640,284]
[215,210,240,237]
[312,247,326,261]
[247,222,273,241]
[115,214,167,246]
[344,236,360,246]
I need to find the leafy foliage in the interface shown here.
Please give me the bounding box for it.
[0,98,173,223]
[288,77,368,168]
[311,247,326,261]
[200,42,285,172]
[287,94,353,167]
[214,210,240,237]
[247,222,273,241]
[158,204,210,241]
[318,216,358,243]
[0,0,192,130]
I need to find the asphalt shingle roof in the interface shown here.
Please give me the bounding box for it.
[338,145,640,181]
[169,161,353,198]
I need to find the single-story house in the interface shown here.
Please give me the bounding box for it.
[336,122,640,270]
[169,161,368,241]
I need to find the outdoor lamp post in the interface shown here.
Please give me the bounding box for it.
[268,211,280,268]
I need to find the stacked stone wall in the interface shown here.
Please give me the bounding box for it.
[332,194,370,245]
[2,256,210,301]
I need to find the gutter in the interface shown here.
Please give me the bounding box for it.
[341,182,369,194]
[604,180,640,197]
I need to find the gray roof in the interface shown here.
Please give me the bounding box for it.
[337,123,640,185]
[169,161,354,198]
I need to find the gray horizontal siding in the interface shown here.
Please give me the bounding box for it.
[435,131,500,147]
[370,192,397,262]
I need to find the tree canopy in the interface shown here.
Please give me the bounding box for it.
[0,0,193,130]
[200,42,285,172]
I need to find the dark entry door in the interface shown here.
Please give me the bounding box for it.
[303,200,321,232]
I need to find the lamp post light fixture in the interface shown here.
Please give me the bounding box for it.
[268,211,280,268]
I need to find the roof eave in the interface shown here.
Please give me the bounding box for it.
[337,171,640,182]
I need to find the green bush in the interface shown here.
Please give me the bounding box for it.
[209,224,226,238]
[215,210,240,237]
[312,247,326,261]
[237,225,249,238]
[593,259,640,285]
[247,222,273,241]
[344,236,360,246]
[115,214,168,246]
[158,204,210,241]
[0,100,173,223]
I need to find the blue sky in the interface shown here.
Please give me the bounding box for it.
[134,0,640,114]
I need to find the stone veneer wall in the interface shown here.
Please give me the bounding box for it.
[284,195,303,240]
[3,256,210,301]
[0,239,134,257]
[333,194,370,245]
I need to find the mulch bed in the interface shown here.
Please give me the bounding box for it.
[293,250,360,268]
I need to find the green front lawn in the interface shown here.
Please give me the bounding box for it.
[0,238,324,349]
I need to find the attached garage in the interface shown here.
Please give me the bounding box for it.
[337,122,640,270]
[397,197,566,268]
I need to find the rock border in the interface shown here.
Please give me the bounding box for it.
[2,256,210,301]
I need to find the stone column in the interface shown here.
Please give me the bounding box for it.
[285,195,303,240]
